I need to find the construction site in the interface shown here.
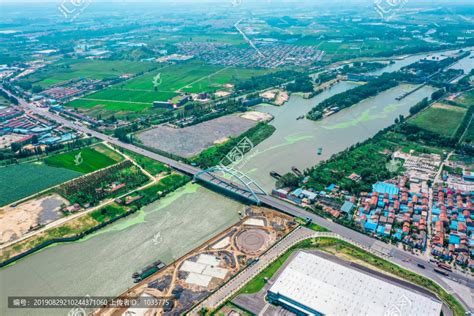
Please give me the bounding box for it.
[97,207,296,315]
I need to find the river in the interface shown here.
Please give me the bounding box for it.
[368,47,473,76]
[0,81,436,316]
[239,83,436,190]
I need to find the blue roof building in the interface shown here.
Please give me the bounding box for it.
[372,182,399,195]
[449,220,458,231]
[364,221,378,232]
[449,234,461,245]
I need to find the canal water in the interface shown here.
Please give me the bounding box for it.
[240,83,436,190]
[368,47,473,76]
[0,184,243,316]
[0,77,437,315]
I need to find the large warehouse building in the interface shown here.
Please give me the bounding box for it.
[267,251,443,316]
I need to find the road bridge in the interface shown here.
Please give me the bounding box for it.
[194,166,267,204]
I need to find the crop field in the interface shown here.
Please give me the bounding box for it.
[410,103,467,137]
[455,90,474,108]
[121,62,222,91]
[0,162,81,206]
[65,61,269,116]
[83,89,177,103]
[24,59,157,88]
[463,117,474,144]
[66,99,153,113]
[44,145,123,173]
[121,61,271,93]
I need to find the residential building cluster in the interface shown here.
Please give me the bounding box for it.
[176,42,324,68]
[272,183,355,219]
[354,179,429,250]
[35,77,122,104]
[431,185,473,267]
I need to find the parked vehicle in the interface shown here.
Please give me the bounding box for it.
[434,268,449,276]
[437,263,452,272]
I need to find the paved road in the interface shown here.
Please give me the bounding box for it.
[5,88,473,311]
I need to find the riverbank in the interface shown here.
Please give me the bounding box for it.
[0,172,189,267]
[191,122,276,169]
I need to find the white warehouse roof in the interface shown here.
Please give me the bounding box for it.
[268,251,442,316]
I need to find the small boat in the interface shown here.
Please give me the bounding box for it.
[317,147,323,155]
[296,115,305,120]
[270,171,282,179]
[291,167,303,176]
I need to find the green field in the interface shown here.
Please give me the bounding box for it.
[66,99,153,113]
[455,90,474,108]
[44,145,123,173]
[0,95,11,107]
[84,89,177,103]
[24,59,157,89]
[410,104,467,137]
[0,163,81,206]
[121,149,170,175]
[464,117,474,143]
[121,61,271,93]
[64,61,271,116]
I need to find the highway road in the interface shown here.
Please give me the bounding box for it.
[4,88,473,311]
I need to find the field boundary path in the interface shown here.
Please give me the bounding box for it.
[0,146,160,250]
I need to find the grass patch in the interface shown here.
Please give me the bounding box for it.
[121,61,272,93]
[44,145,121,173]
[121,148,170,176]
[23,59,156,89]
[455,90,474,108]
[90,204,128,223]
[409,105,466,138]
[295,217,330,232]
[463,117,474,143]
[84,89,177,103]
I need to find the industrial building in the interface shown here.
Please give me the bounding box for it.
[267,251,442,316]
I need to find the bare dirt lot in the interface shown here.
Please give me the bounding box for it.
[0,133,25,149]
[137,114,258,158]
[0,194,68,244]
